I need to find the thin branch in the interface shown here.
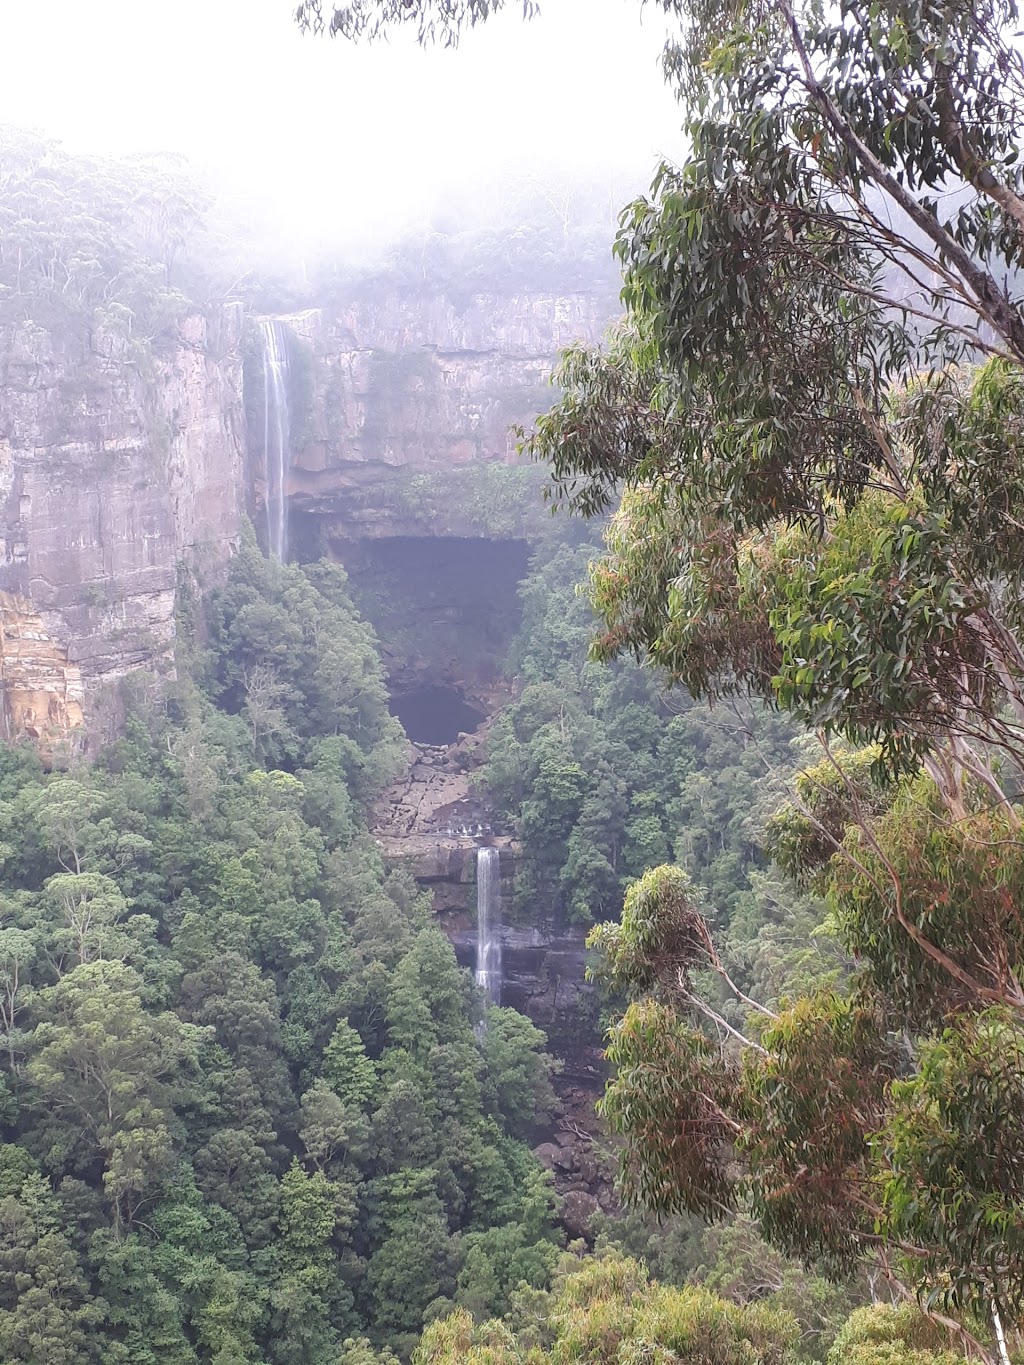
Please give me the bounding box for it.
[678,974,769,1055]
[775,0,1024,360]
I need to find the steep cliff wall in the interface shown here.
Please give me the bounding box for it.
[0,307,247,746]
[256,290,613,542]
[0,284,615,746]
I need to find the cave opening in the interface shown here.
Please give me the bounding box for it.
[390,684,486,746]
[340,535,532,685]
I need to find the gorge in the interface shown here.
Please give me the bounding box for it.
[0,264,620,1070]
[0,286,613,747]
[4,0,1021,1350]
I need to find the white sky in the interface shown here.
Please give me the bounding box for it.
[0,0,685,257]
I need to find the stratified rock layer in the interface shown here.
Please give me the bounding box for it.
[0,308,246,743]
[265,291,613,539]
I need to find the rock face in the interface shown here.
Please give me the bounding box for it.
[0,308,247,745]
[256,290,613,541]
[0,284,615,741]
[448,923,594,1042]
[0,596,84,755]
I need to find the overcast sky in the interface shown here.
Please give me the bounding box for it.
[0,0,685,256]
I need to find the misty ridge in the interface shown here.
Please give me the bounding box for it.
[0,121,649,346]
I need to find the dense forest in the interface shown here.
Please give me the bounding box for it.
[307,0,1024,1360]
[0,537,567,1362]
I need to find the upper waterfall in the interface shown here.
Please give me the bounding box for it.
[260,319,291,561]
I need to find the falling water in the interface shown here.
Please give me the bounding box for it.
[475,846,502,1006]
[260,320,291,561]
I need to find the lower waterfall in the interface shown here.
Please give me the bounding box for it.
[475,846,502,1006]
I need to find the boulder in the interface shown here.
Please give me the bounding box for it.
[559,1190,600,1240]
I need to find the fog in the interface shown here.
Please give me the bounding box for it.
[0,0,685,261]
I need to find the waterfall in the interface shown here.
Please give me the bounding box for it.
[475,846,502,1006]
[260,320,291,561]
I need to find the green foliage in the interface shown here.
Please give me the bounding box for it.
[827,1305,964,1365]
[322,1020,378,1110]
[478,1008,557,1143]
[601,997,737,1221]
[481,534,805,932]
[555,382,1024,779]
[0,1167,99,1364]
[881,1010,1024,1318]
[0,540,568,1358]
[589,840,1024,1331]
[204,525,406,793]
[828,791,1024,1028]
[414,1250,800,1365]
[764,748,890,891]
[739,995,897,1274]
[472,0,1024,1333]
[699,1219,860,1363]
[589,865,712,995]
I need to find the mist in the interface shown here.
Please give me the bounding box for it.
[0,0,685,266]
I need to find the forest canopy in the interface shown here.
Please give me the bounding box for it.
[0,542,562,1363]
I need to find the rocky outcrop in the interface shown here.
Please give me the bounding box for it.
[372,702,514,914]
[0,594,84,754]
[533,1111,619,1241]
[0,308,246,743]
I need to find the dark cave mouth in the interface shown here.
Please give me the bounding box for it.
[390,684,486,746]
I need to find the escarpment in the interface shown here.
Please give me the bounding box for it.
[0,307,247,742]
[0,287,612,746]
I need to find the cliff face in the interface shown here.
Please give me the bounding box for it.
[0,307,246,748]
[262,290,613,540]
[0,285,614,747]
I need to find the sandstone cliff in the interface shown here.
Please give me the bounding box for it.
[0,285,615,748]
[258,290,613,540]
[0,307,247,748]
